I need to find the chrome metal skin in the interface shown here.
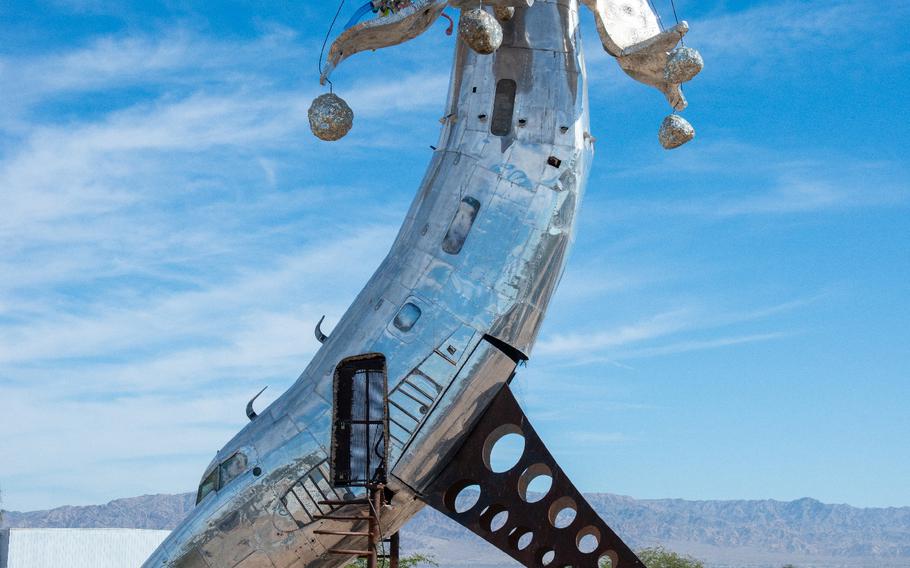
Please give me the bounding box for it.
[144,1,691,567]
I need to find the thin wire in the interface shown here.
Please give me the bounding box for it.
[668,0,685,46]
[647,0,664,31]
[319,0,349,91]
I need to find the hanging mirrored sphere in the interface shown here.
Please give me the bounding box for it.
[459,8,503,55]
[493,6,515,21]
[664,46,704,84]
[308,93,354,142]
[659,114,695,149]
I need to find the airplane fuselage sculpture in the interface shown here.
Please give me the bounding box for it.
[143,1,702,567]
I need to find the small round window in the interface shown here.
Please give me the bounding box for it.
[393,303,422,332]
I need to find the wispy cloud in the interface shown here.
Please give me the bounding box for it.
[536,296,814,363]
[0,24,440,509]
[692,0,910,67]
[599,140,909,220]
[611,331,793,360]
[538,309,694,357]
[584,0,910,98]
[3,1,907,512]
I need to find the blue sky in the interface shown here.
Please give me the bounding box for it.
[0,0,907,512]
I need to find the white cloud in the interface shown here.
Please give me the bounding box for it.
[536,296,814,363]
[3,2,906,512]
[691,0,908,62]
[614,331,792,360]
[0,25,435,510]
[538,308,694,357]
[598,140,909,220]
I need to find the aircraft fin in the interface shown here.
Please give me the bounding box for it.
[422,384,645,568]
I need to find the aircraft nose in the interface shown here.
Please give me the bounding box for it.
[150,539,212,568]
[142,543,171,567]
[142,531,194,568]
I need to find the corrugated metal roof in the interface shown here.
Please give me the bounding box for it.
[0,528,169,568]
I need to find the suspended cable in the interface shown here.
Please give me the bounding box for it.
[669,0,680,25]
[318,0,348,91]
[646,0,664,31]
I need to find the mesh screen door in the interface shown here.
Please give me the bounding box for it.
[331,353,389,487]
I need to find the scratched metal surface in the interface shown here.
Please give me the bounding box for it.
[142,1,628,566]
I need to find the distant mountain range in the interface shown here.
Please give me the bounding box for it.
[3,493,909,568]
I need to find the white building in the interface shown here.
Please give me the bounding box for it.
[0,528,169,568]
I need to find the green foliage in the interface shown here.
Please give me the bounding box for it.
[602,547,703,568]
[347,553,438,568]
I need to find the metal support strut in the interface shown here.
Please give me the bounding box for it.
[319,483,399,568]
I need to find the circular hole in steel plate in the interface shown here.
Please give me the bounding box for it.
[479,504,509,533]
[507,526,533,551]
[443,480,481,514]
[576,525,601,554]
[483,424,525,473]
[598,550,619,568]
[518,463,553,503]
[548,496,578,529]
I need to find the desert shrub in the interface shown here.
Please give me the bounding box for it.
[348,553,438,568]
[603,546,704,568]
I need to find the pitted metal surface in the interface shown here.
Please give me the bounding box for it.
[658,114,695,149]
[308,94,354,142]
[494,5,516,21]
[664,46,704,85]
[458,8,504,54]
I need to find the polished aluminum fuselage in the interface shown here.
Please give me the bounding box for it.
[144,1,593,566]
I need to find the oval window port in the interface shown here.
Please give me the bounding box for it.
[393,302,422,331]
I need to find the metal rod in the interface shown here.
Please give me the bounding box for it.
[401,378,436,401]
[390,531,400,568]
[388,399,421,423]
[313,514,372,521]
[328,548,372,557]
[367,484,383,568]
[319,498,370,506]
[314,530,372,537]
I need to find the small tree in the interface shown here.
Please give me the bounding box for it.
[602,547,703,568]
[347,553,438,568]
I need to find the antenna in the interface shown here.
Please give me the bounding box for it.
[245,386,269,421]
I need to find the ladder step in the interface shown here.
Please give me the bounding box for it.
[314,514,371,521]
[319,499,370,506]
[314,530,371,537]
[328,548,372,557]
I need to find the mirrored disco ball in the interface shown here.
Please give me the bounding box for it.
[459,8,503,55]
[659,114,695,149]
[664,46,704,84]
[308,93,354,142]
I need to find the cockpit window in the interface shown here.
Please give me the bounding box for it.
[220,452,248,487]
[195,451,249,505]
[196,468,218,504]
